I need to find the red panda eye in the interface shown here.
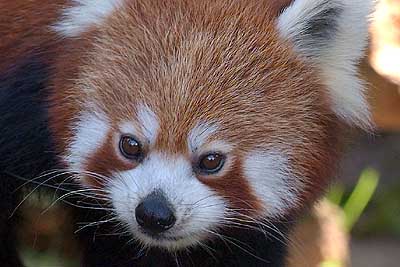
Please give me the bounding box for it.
[119,135,143,160]
[198,153,225,174]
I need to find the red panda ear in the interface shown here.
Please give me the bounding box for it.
[277,0,375,130]
[53,0,124,37]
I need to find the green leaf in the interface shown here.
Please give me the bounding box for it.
[343,168,379,231]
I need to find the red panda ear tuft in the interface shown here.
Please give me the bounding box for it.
[277,0,375,130]
[53,0,124,37]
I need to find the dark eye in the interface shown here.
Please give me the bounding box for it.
[198,153,225,174]
[119,135,143,160]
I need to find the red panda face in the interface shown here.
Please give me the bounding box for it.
[49,0,372,250]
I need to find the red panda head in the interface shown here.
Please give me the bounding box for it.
[49,0,372,250]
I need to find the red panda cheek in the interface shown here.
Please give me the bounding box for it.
[291,122,342,209]
[198,162,263,216]
[83,132,137,188]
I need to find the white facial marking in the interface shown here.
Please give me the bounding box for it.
[109,153,226,250]
[67,112,110,172]
[53,0,124,37]
[137,104,159,145]
[243,150,301,217]
[188,121,219,153]
[277,0,373,129]
[199,140,234,154]
[120,122,140,137]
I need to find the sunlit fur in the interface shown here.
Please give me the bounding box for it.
[277,0,373,129]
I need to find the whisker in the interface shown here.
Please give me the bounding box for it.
[75,217,118,233]
[9,173,77,218]
[204,229,269,264]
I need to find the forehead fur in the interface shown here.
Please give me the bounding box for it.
[67,0,335,154]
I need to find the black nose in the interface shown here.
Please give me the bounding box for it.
[135,191,176,234]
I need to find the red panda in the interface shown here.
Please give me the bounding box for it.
[0,0,373,266]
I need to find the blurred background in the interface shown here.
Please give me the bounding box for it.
[17,1,400,266]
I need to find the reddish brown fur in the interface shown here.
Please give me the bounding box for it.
[199,158,263,214]
[0,0,70,72]
[46,0,341,215]
[269,0,294,16]
[0,0,340,216]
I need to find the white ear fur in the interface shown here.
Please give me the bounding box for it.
[53,0,124,37]
[277,0,375,129]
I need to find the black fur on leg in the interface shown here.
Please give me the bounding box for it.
[0,55,58,266]
[0,56,57,178]
[0,174,23,267]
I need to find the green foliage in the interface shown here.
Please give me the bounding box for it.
[327,168,379,232]
[21,248,78,267]
[321,169,380,267]
[320,260,342,267]
[328,167,400,237]
[356,183,400,236]
[342,168,379,231]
